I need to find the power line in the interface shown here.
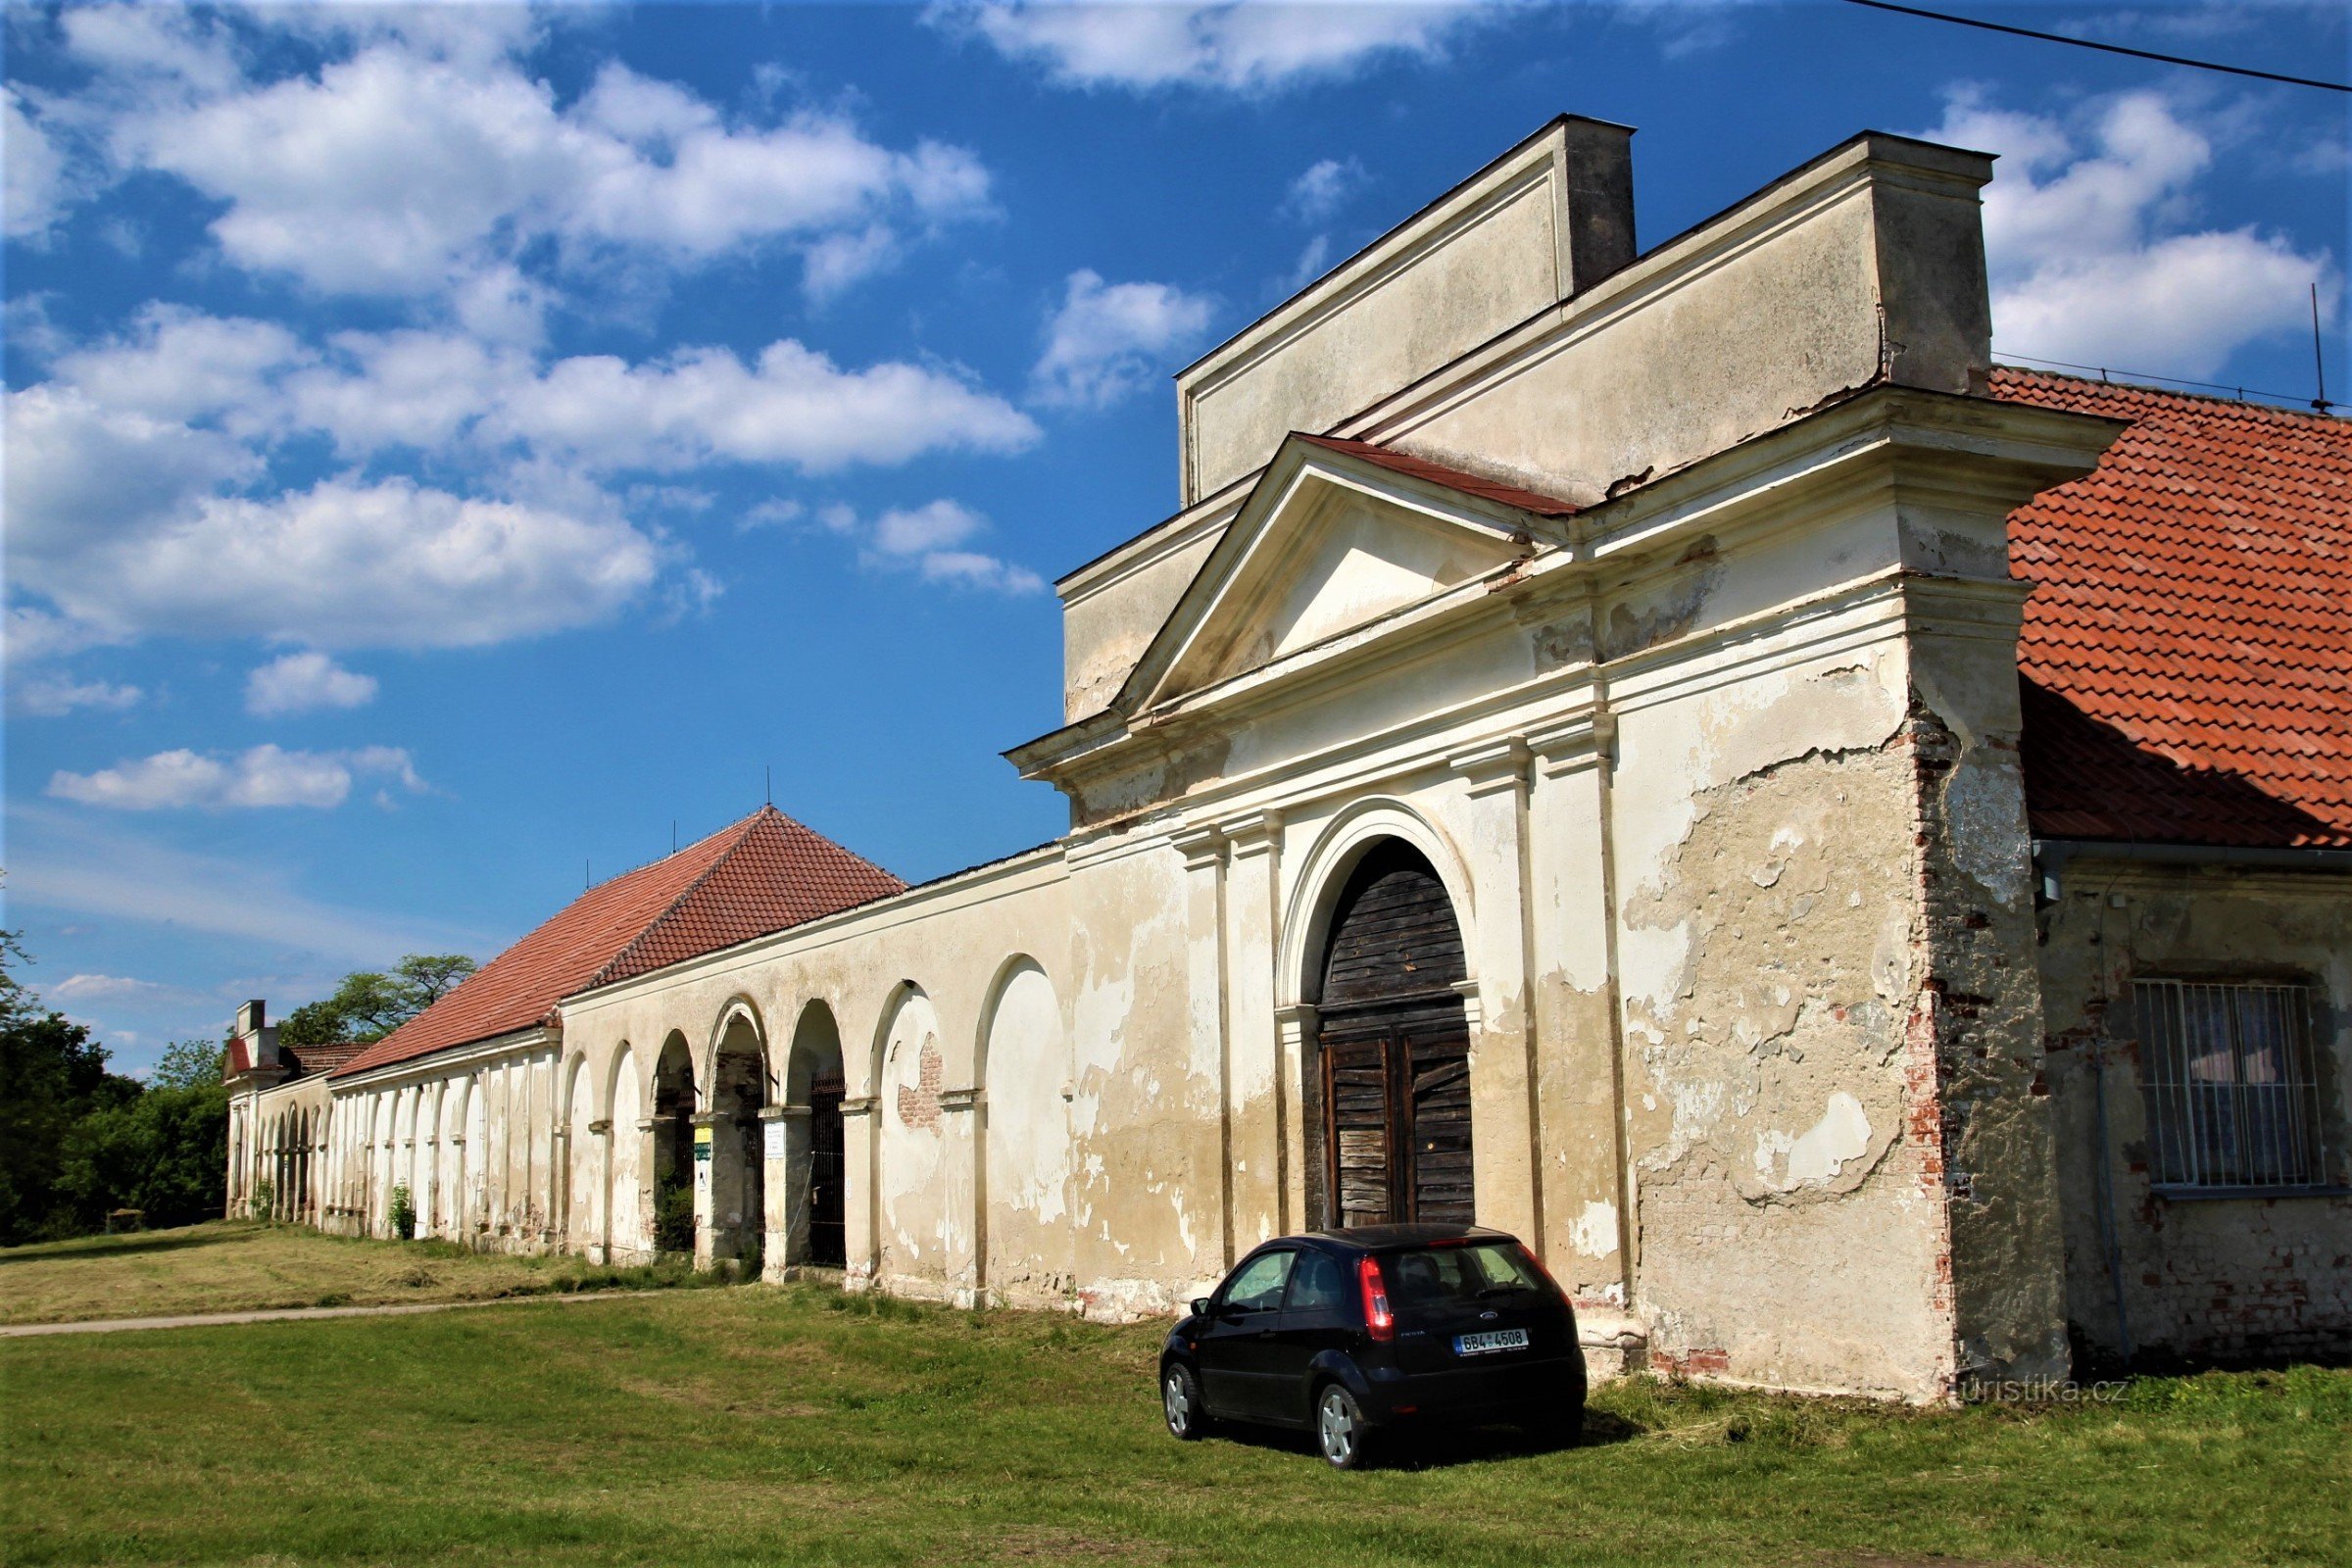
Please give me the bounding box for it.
[1835,0,2352,93]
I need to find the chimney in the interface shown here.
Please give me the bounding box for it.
[232,1000,280,1072]
[1559,116,1638,296]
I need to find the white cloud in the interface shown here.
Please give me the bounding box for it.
[1284,233,1334,294]
[50,304,309,429]
[32,477,665,653]
[6,607,117,666]
[72,27,992,307]
[1031,270,1217,408]
[49,973,172,1002]
[1285,156,1368,222]
[5,86,77,240]
[281,328,530,455]
[11,674,143,718]
[8,304,1039,654]
[495,340,1041,471]
[1927,89,2335,376]
[3,382,263,563]
[8,804,485,967]
[918,550,1049,594]
[936,1,1494,92]
[737,499,807,532]
[245,651,380,716]
[823,500,1046,594]
[48,743,426,811]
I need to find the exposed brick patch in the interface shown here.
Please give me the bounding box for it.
[896,1038,944,1132]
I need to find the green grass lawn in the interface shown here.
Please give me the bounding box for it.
[0,1221,704,1324]
[3,1282,2344,1567]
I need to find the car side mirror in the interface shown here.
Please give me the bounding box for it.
[1190,1298,1212,1318]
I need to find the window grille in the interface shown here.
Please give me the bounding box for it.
[2133,979,2330,1191]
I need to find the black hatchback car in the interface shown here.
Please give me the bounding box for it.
[1158,1225,1585,1468]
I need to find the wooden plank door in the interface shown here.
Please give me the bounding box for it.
[1403,1025,1474,1225]
[1323,1038,1398,1227]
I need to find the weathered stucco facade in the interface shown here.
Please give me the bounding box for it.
[230,116,2351,1402]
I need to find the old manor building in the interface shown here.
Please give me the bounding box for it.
[227,117,2351,1401]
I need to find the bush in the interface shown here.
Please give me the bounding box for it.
[250,1178,275,1220]
[389,1184,417,1241]
[653,1178,695,1254]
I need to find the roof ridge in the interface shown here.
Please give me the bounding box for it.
[1993,366,2349,427]
[587,807,774,993]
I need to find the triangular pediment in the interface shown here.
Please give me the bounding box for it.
[1118,435,1572,714]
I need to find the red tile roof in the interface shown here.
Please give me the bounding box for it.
[333,808,903,1078]
[285,1041,367,1079]
[1296,433,1582,517]
[1992,368,2352,848]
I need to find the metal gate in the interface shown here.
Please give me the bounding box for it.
[807,1072,847,1267]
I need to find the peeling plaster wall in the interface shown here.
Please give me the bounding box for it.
[1610,633,1964,1397]
[1061,525,1223,723]
[878,988,966,1298]
[2038,867,2352,1364]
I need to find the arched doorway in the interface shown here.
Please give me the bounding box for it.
[707,1011,767,1274]
[651,1034,699,1254]
[783,1003,848,1269]
[1311,839,1474,1229]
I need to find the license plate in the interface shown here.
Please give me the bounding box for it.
[1453,1328,1530,1356]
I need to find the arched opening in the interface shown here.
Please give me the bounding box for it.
[564,1056,597,1251]
[874,985,950,1287]
[371,1094,395,1236]
[607,1048,643,1259]
[782,1003,847,1269]
[650,1033,699,1254]
[980,959,1069,1304]
[293,1107,311,1221]
[706,1009,768,1274]
[1310,838,1474,1229]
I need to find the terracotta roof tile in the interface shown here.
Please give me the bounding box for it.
[284,1041,366,1078]
[1295,433,1581,516]
[1991,368,2351,848]
[333,808,903,1078]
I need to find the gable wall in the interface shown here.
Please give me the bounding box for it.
[1055,132,1993,724]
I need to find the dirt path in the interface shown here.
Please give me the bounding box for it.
[0,1288,666,1338]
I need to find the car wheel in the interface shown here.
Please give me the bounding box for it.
[1315,1383,1374,1471]
[1162,1363,1210,1441]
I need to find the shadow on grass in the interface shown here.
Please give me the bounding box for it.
[1195,1406,1635,1471]
[0,1227,250,1267]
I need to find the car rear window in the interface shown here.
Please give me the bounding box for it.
[1384,1243,1545,1310]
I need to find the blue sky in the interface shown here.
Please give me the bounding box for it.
[6,1,2345,1072]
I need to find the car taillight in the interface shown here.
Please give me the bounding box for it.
[1517,1242,1570,1304]
[1358,1255,1395,1342]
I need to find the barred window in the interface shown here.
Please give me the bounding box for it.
[2133,979,2331,1191]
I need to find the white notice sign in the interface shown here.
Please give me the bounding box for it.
[763,1119,787,1160]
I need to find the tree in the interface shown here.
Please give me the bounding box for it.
[277,954,477,1048]
[58,1078,228,1232]
[150,1037,227,1091]
[0,932,143,1243]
